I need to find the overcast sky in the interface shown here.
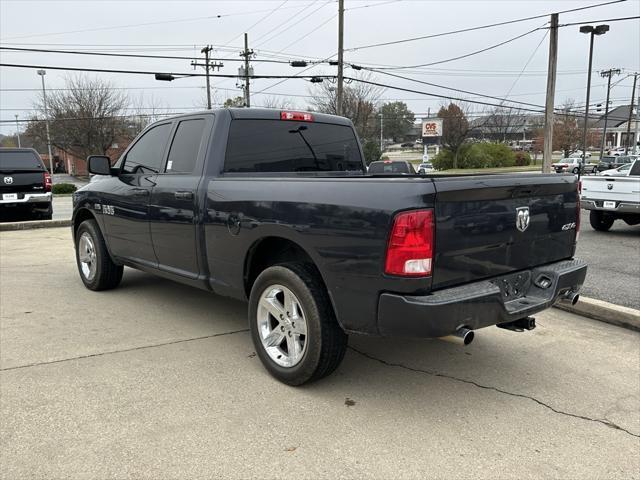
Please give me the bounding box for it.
[0,0,638,135]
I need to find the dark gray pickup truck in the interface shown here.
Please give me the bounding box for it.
[72,109,587,385]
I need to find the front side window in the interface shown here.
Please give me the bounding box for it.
[122,123,172,174]
[224,119,363,173]
[164,119,206,174]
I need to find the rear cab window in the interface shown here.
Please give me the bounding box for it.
[164,119,206,174]
[224,119,364,173]
[0,150,45,171]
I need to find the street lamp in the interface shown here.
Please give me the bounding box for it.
[579,24,609,179]
[37,69,55,176]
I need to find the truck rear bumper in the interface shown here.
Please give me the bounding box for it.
[581,199,640,214]
[377,258,587,338]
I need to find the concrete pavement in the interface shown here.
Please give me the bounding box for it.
[1,228,639,479]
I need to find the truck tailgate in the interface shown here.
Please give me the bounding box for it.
[431,174,579,290]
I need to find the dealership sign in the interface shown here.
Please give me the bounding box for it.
[422,119,443,137]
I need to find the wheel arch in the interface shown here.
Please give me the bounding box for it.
[243,236,341,328]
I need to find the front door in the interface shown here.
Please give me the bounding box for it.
[149,116,211,277]
[102,122,173,265]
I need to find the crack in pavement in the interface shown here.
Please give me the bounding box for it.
[349,346,640,439]
[0,328,250,372]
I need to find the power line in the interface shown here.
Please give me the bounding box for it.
[557,15,640,27]
[0,46,305,64]
[253,1,332,48]
[275,14,337,54]
[0,62,335,80]
[345,0,627,51]
[363,27,545,70]
[0,4,316,42]
[222,0,289,46]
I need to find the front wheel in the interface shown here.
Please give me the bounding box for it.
[572,167,580,174]
[249,263,347,385]
[75,219,123,290]
[589,210,614,232]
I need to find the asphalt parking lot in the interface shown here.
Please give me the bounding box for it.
[1,228,639,479]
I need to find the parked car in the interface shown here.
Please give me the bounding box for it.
[608,147,626,156]
[72,108,587,385]
[596,155,635,172]
[569,150,591,158]
[368,160,415,174]
[400,142,415,148]
[552,158,598,174]
[417,162,434,174]
[581,160,640,231]
[0,147,52,221]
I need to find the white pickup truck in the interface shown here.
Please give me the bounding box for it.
[581,160,640,231]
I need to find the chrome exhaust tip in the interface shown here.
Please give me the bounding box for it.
[440,327,474,346]
[562,291,580,306]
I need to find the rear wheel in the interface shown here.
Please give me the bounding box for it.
[75,219,123,290]
[572,167,580,174]
[589,210,615,232]
[249,263,347,385]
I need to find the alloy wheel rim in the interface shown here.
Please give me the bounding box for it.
[257,284,308,368]
[78,232,97,281]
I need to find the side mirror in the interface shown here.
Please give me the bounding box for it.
[87,155,114,175]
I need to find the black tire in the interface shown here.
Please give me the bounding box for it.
[572,167,580,174]
[75,219,123,290]
[592,166,598,174]
[589,210,614,232]
[249,262,348,386]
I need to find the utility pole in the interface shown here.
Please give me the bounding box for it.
[624,72,637,154]
[599,68,621,157]
[191,46,223,110]
[542,13,558,173]
[379,114,383,151]
[37,70,54,176]
[634,78,640,154]
[15,115,21,147]
[336,0,344,116]
[240,33,254,107]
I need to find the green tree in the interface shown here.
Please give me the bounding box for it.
[378,102,415,142]
[362,140,382,165]
[438,103,471,169]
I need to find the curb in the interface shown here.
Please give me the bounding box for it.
[0,219,71,232]
[555,296,640,332]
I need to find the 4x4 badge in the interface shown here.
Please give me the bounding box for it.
[516,207,530,232]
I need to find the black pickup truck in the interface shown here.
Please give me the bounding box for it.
[72,109,587,385]
[0,147,53,221]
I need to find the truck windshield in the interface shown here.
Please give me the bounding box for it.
[224,120,364,173]
[0,150,44,171]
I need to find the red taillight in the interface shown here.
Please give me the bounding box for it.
[280,111,314,122]
[44,172,52,192]
[385,209,434,277]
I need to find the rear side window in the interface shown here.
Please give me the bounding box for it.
[122,123,172,174]
[630,161,640,176]
[0,150,44,171]
[224,119,363,173]
[369,161,414,174]
[165,119,206,174]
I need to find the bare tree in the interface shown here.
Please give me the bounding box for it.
[308,73,383,141]
[260,95,296,110]
[128,93,171,136]
[483,106,524,142]
[30,75,129,162]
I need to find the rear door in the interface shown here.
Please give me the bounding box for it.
[101,122,172,265]
[148,115,211,277]
[431,175,579,290]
